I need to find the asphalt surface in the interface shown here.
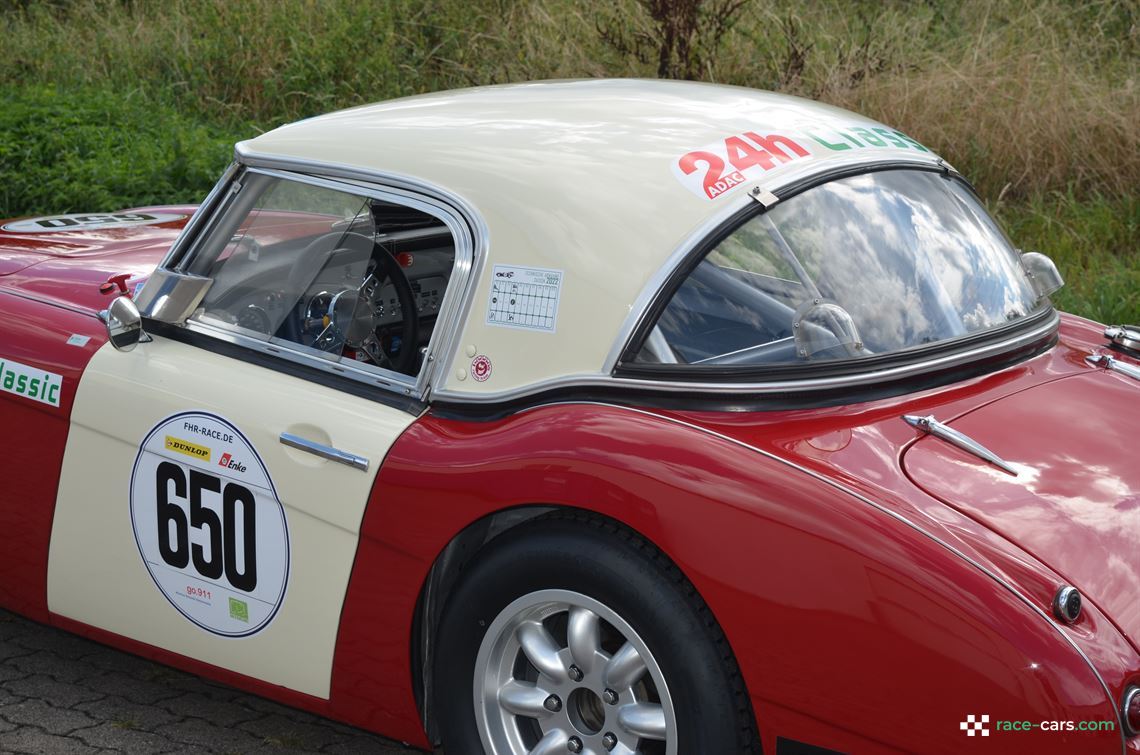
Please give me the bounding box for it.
[0,607,424,754]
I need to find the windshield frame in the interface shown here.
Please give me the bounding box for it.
[615,165,1057,385]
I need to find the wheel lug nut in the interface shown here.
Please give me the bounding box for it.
[543,694,562,713]
[603,732,618,750]
[567,735,583,753]
[568,664,583,682]
[603,688,618,705]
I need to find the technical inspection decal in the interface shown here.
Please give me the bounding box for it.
[485,264,563,332]
[130,412,289,637]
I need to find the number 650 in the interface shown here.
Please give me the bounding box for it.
[155,461,258,592]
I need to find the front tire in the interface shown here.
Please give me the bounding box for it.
[433,514,758,754]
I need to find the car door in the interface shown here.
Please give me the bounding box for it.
[46,168,468,699]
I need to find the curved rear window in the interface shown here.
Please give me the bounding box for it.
[633,170,1044,368]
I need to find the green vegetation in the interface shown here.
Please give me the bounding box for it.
[0,0,1136,321]
[0,85,232,217]
[996,194,1140,323]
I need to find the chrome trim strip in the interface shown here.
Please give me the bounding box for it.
[183,318,409,391]
[0,286,103,319]
[233,151,951,406]
[1088,353,1140,384]
[279,432,369,472]
[433,310,1059,404]
[902,414,1019,475]
[601,192,755,373]
[555,400,1121,748]
[240,166,474,401]
[154,156,485,403]
[134,269,214,323]
[156,161,240,272]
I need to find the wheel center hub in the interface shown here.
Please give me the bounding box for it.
[567,687,606,735]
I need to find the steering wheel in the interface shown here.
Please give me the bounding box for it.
[289,231,420,375]
[367,241,420,374]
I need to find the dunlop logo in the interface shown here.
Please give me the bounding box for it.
[164,435,211,462]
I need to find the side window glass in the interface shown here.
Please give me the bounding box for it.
[633,170,1041,368]
[639,215,807,365]
[188,173,456,378]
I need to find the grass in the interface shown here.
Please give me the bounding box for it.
[994,194,1140,324]
[0,85,235,217]
[0,0,1135,322]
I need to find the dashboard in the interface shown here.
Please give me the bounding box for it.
[196,221,456,375]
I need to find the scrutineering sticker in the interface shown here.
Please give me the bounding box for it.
[130,412,290,637]
[485,265,563,333]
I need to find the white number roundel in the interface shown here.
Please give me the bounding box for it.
[2,212,186,233]
[130,412,289,637]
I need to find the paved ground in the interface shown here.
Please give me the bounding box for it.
[0,607,424,754]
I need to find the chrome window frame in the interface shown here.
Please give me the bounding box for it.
[148,149,1055,408]
[143,153,485,401]
[430,158,1058,405]
[610,165,1059,385]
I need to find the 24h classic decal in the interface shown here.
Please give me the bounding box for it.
[130,412,290,637]
[673,123,931,200]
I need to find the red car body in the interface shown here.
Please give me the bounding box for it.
[2,81,1138,754]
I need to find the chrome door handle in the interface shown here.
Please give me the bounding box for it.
[279,433,369,472]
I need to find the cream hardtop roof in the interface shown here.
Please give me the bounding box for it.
[238,80,946,401]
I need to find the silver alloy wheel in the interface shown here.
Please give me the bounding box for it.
[474,589,678,755]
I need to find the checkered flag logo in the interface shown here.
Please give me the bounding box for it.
[960,714,990,736]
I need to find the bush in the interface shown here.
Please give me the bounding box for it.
[2,0,1135,200]
[0,0,1135,322]
[995,194,1140,325]
[0,85,238,217]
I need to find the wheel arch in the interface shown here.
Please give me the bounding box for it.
[328,402,1121,753]
[409,502,727,741]
[411,503,555,739]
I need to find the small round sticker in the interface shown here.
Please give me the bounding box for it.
[130,412,289,637]
[2,212,185,234]
[471,354,492,382]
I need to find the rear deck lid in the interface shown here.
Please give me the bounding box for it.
[903,367,1140,647]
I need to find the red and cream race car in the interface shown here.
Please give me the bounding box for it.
[2,79,1139,754]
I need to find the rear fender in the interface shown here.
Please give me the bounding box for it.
[331,402,1122,753]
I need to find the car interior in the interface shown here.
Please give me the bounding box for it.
[191,180,456,379]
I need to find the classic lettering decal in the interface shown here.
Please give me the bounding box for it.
[130,412,289,637]
[0,359,62,407]
[673,124,932,200]
[2,212,186,234]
